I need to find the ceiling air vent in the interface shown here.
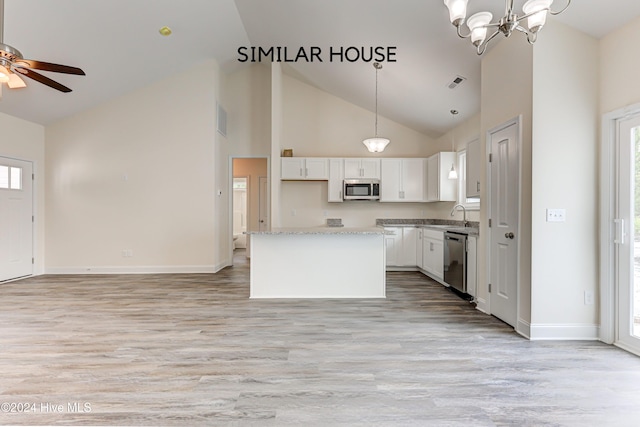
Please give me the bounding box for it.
[447,75,466,89]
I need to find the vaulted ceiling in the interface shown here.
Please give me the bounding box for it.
[0,0,639,137]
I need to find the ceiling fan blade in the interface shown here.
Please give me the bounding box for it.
[14,67,72,93]
[7,72,26,89]
[14,59,85,75]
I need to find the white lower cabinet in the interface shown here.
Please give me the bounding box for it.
[422,229,444,281]
[466,236,477,298]
[384,227,418,268]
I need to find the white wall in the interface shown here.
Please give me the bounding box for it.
[276,73,444,227]
[0,113,45,275]
[530,22,599,338]
[45,60,227,273]
[479,35,533,328]
[223,64,272,158]
[600,15,640,116]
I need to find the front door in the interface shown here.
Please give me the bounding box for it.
[0,157,33,282]
[489,119,520,327]
[615,114,640,355]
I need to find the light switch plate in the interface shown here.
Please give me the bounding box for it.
[546,208,566,222]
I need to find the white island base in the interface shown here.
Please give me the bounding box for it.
[248,228,386,298]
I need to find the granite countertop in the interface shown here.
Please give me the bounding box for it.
[377,219,480,236]
[245,227,385,235]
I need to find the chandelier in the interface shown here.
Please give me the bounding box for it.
[443,0,571,55]
[362,62,390,153]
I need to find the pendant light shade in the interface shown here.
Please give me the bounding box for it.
[362,62,390,153]
[362,137,390,153]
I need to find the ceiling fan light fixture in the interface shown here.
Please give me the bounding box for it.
[7,72,26,89]
[0,66,9,83]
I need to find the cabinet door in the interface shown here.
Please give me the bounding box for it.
[344,159,363,178]
[281,158,305,180]
[422,237,434,275]
[426,155,439,201]
[328,159,344,202]
[401,158,425,202]
[401,227,418,266]
[431,239,444,280]
[416,229,424,269]
[380,159,402,202]
[466,139,481,198]
[466,236,477,297]
[384,228,401,267]
[361,159,381,179]
[304,158,329,180]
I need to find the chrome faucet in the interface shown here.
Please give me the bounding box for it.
[450,204,468,227]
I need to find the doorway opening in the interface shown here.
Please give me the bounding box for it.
[230,158,269,262]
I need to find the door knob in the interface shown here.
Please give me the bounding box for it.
[505,232,515,239]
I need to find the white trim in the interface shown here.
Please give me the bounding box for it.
[485,116,522,329]
[228,156,270,267]
[517,318,531,339]
[45,265,219,275]
[600,103,640,345]
[529,323,601,341]
[475,297,489,314]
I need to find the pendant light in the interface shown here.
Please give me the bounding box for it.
[362,62,390,153]
[448,109,459,180]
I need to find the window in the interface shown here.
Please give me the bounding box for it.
[0,165,22,190]
[456,150,480,210]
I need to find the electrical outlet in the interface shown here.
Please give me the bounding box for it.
[546,208,566,222]
[122,249,133,257]
[291,209,297,216]
[584,290,594,305]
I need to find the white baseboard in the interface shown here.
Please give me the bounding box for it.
[45,265,219,275]
[529,323,600,341]
[475,297,489,314]
[517,319,531,339]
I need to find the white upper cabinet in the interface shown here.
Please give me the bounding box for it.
[426,152,457,202]
[380,158,425,202]
[466,139,481,198]
[281,158,329,180]
[344,158,380,179]
[328,158,344,202]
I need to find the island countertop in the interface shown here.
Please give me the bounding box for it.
[245,227,385,235]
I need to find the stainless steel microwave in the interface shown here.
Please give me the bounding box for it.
[343,179,380,201]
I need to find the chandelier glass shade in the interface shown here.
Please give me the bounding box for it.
[443,0,571,55]
[362,62,390,153]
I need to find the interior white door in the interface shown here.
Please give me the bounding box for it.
[615,114,640,355]
[489,120,520,327]
[259,176,268,232]
[0,157,33,282]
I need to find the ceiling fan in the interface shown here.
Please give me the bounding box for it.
[0,0,84,93]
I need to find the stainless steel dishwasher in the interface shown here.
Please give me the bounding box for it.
[444,231,467,293]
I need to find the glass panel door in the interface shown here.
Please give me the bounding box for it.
[616,115,640,354]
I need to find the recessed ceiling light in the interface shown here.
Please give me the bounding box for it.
[159,26,172,37]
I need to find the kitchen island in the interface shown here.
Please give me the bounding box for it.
[246,227,386,298]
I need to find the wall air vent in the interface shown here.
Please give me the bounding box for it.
[447,75,466,89]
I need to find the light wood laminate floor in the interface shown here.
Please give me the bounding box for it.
[1,252,640,426]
